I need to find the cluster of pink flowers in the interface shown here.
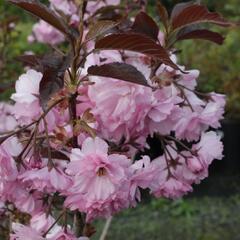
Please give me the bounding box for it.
[1,50,224,238]
[0,0,227,239]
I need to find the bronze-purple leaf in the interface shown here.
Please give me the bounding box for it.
[157,2,169,31]
[92,5,124,21]
[88,62,149,87]
[132,12,159,41]
[177,29,225,45]
[16,54,41,67]
[170,1,196,21]
[39,53,71,110]
[85,20,119,41]
[95,33,180,70]
[171,4,233,31]
[93,5,124,17]
[8,0,73,37]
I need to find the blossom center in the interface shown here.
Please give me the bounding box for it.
[97,167,107,177]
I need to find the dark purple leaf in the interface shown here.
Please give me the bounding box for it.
[132,12,159,41]
[170,1,196,21]
[88,62,149,87]
[177,29,225,45]
[95,33,180,70]
[92,5,124,21]
[39,53,71,110]
[171,4,233,31]
[157,2,169,31]
[16,54,41,67]
[86,20,119,41]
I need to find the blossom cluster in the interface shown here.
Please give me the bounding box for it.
[0,0,226,239]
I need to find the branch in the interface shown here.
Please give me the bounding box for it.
[99,217,113,240]
[0,97,65,145]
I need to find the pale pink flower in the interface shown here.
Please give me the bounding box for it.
[19,166,71,193]
[193,131,223,166]
[11,69,42,104]
[2,137,22,157]
[178,69,200,90]
[173,132,224,185]
[32,20,65,45]
[88,77,152,144]
[0,103,17,132]
[50,0,79,26]
[149,150,192,199]
[30,212,55,234]
[2,180,43,215]
[10,223,43,240]
[50,0,77,16]
[0,145,18,181]
[187,156,205,174]
[129,156,158,206]
[174,108,204,141]
[147,86,181,135]
[48,228,77,240]
[65,137,131,221]
[173,152,206,185]
[11,69,42,124]
[0,138,22,185]
[153,176,192,199]
[200,93,226,128]
[87,0,120,15]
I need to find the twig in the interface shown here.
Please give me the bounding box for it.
[43,117,53,168]
[99,216,113,240]
[0,97,65,145]
[42,211,64,237]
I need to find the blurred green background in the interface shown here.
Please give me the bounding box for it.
[0,0,240,239]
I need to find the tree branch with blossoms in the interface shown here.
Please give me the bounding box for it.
[0,0,237,239]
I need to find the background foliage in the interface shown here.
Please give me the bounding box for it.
[92,195,240,240]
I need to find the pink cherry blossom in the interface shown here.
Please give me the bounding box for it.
[149,148,193,199]
[0,144,18,181]
[32,20,65,45]
[129,156,159,206]
[19,165,72,193]
[187,156,205,174]
[147,86,182,135]
[50,0,79,26]
[174,96,225,142]
[0,103,17,133]
[87,0,120,15]
[200,93,226,128]
[47,227,78,240]
[30,212,55,234]
[11,69,42,124]
[65,137,131,221]
[10,223,43,240]
[88,77,152,145]
[11,69,42,104]
[50,0,77,16]
[193,131,223,166]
